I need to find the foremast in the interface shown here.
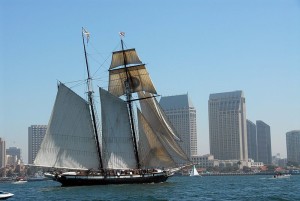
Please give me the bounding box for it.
[82,27,103,169]
[120,36,141,169]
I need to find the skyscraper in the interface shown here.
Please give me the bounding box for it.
[0,138,6,168]
[247,120,258,161]
[256,120,272,165]
[286,130,300,165]
[159,94,197,158]
[28,125,47,164]
[208,91,248,161]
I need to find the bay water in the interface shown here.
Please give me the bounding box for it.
[1,175,299,201]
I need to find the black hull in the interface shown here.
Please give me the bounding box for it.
[55,173,170,187]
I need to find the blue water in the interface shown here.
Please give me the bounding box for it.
[1,175,299,201]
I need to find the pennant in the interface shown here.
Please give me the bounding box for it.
[82,28,90,43]
[119,32,125,37]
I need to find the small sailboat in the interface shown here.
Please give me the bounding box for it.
[189,165,200,176]
[34,29,190,186]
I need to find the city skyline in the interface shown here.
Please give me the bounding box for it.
[1,1,300,163]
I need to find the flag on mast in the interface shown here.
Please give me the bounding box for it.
[82,28,90,43]
[119,32,125,37]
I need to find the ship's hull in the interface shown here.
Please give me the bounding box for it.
[54,171,171,187]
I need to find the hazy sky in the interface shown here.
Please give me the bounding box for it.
[1,0,299,163]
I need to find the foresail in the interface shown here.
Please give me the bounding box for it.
[109,64,157,97]
[138,109,176,169]
[100,87,137,169]
[138,92,190,165]
[110,48,142,69]
[34,83,100,170]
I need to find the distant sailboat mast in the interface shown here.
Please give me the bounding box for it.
[120,35,141,169]
[82,27,103,169]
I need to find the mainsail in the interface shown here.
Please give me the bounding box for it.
[138,92,189,165]
[100,87,137,169]
[34,83,100,170]
[137,109,177,168]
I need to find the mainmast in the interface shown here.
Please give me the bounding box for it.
[82,28,103,169]
[120,37,141,169]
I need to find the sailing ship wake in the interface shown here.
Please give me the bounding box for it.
[34,29,190,186]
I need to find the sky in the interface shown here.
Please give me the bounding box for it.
[1,0,299,163]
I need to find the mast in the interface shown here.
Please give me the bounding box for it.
[120,37,141,169]
[82,27,103,169]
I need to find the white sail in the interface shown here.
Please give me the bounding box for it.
[137,109,176,169]
[110,48,142,69]
[34,83,100,170]
[138,92,190,165]
[100,87,137,169]
[109,64,157,97]
[189,165,200,176]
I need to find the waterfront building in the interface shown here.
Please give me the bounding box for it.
[286,130,300,165]
[247,120,258,161]
[28,125,47,164]
[160,94,197,158]
[208,91,248,161]
[6,155,17,166]
[0,138,6,168]
[191,154,218,168]
[192,155,251,169]
[272,153,286,166]
[6,147,21,161]
[277,158,287,167]
[248,159,264,168]
[256,120,272,165]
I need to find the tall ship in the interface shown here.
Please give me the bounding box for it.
[34,29,190,186]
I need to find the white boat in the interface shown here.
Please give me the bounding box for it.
[273,173,291,179]
[12,180,27,184]
[12,178,27,184]
[189,165,200,176]
[0,191,14,200]
[33,29,190,186]
[27,175,47,182]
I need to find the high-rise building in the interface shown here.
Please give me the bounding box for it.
[286,130,300,165]
[0,138,6,168]
[28,125,47,164]
[159,94,197,158]
[256,120,272,165]
[247,120,258,161]
[208,90,248,161]
[6,147,22,164]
